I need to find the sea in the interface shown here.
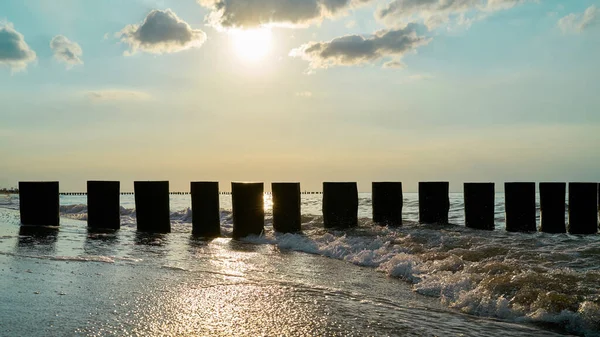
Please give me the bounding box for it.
[0,192,599,337]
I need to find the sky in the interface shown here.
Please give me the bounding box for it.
[1,0,599,192]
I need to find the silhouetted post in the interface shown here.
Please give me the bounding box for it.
[323,182,358,228]
[19,181,59,226]
[87,181,120,230]
[418,182,449,224]
[134,181,170,233]
[191,181,221,237]
[464,183,495,230]
[272,182,301,233]
[568,183,598,234]
[372,182,403,226]
[231,182,264,238]
[505,182,536,232]
[539,182,566,233]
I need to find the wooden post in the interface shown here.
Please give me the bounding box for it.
[191,182,221,237]
[568,183,598,234]
[19,182,59,226]
[505,182,536,232]
[134,181,170,233]
[464,183,495,230]
[418,182,449,224]
[372,182,403,226]
[87,181,120,230]
[272,182,301,233]
[539,182,566,233]
[322,182,358,228]
[231,182,264,238]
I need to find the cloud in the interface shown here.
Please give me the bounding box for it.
[86,90,152,102]
[198,0,372,29]
[50,35,83,68]
[295,91,313,97]
[558,5,598,34]
[289,24,430,71]
[377,0,531,30]
[0,22,37,72]
[118,9,207,55]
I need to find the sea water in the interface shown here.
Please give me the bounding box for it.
[0,193,599,336]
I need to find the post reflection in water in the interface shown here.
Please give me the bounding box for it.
[17,226,59,255]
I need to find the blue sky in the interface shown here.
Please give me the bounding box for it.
[1,0,599,192]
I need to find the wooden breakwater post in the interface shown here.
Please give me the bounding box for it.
[87,181,120,230]
[19,181,60,226]
[504,182,536,232]
[322,182,358,229]
[539,182,566,233]
[231,182,264,238]
[372,182,403,226]
[568,183,598,234]
[272,182,301,233]
[134,181,170,233]
[191,181,221,237]
[418,182,449,224]
[464,182,495,230]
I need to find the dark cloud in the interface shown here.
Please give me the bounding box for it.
[377,0,529,29]
[50,35,83,67]
[198,0,372,28]
[0,22,36,72]
[118,9,207,55]
[289,24,430,71]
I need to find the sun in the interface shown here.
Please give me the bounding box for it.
[231,28,273,62]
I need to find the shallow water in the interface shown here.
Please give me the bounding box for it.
[0,193,598,336]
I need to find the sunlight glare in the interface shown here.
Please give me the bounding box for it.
[232,28,273,62]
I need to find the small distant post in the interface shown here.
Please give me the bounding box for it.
[134,181,170,233]
[231,182,264,238]
[539,182,566,233]
[504,182,536,232]
[191,181,221,237]
[19,181,59,226]
[372,182,403,226]
[272,182,301,233]
[568,183,598,234]
[464,183,495,230]
[87,181,120,230]
[418,182,449,224]
[322,182,358,228]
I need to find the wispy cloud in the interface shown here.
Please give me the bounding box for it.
[377,0,533,30]
[50,35,83,68]
[118,9,207,55]
[0,21,36,72]
[295,91,313,98]
[86,90,152,102]
[289,24,430,72]
[558,5,598,34]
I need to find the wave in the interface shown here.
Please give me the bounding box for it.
[241,224,600,337]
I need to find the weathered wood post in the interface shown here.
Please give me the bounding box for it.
[419,182,449,224]
[231,182,264,238]
[134,181,170,233]
[323,182,358,228]
[87,181,120,230]
[539,182,566,233]
[19,181,60,226]
[372,182,403,226]
[568,183,598,234]
[504,182,536,232]
[191,181,221,237]
[272,182,301,233]
[464,182,495,230]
